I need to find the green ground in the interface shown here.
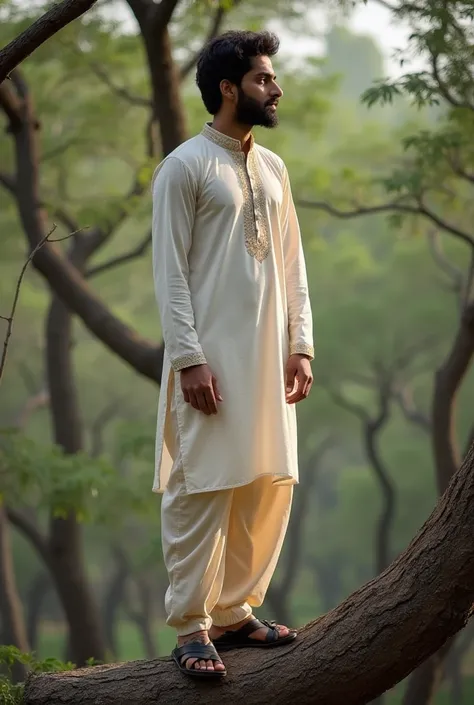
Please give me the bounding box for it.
[36,621,474,703]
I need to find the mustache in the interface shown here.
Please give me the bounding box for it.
[265,100,279,107]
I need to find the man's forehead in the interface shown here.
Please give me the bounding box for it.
[249,55,275,74]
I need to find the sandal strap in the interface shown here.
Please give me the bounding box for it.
[217,618,280,644]
[174,642,223,663]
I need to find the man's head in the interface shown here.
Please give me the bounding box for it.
[196,30,283,128]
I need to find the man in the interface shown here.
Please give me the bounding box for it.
[151,30,314,678]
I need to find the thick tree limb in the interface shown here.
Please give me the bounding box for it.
[24,443,474,705]
[0,71,163,384]
[0,0,99,83]
[297,199,474,250]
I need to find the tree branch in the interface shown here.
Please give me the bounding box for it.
[0,224,74,386]
[180,3,227,81]
[156,0,182,28]
[297,198,474,250]
[6,508,52,570]
[0,0,99,83]
[323,385,369,421]
[88,61,151,108]
[85,231,152,278]
[427,230,464,306]
[0,171,16,195]
[22,443,474,705]
[393,386,431,433]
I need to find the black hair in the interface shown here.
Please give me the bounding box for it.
[196,30,280,115]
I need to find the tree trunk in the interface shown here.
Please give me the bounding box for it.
[45,296,106,665]
[0,505,30,683]
[102,548,130,658]
[24,443,474,705]
[26,571,51,650]
[403,303,474,705]
[143,25,187,157]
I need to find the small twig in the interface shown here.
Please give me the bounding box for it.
[0,224,79,386]
[88,61,151,108]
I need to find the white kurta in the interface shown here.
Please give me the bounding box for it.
[151,123,313,495]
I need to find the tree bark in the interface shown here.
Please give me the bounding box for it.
[0,0,99,83]
[44,295,107,665]
[402,301,474,705]
[24,443,474,705]
[102,547,130,658]
[0,73,163,384]
[0,505,30,683]
[26,571,51,651]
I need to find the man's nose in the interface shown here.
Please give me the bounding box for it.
[272,82,283,99]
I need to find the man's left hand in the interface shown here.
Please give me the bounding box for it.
[285,354,313,404]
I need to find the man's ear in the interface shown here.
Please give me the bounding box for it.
[220,79,237,103]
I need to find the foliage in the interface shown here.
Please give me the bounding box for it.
[0,645,76,705]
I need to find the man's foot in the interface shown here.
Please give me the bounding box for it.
[210,616,296,648]
[177,630,226,672]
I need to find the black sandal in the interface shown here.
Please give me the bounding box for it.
[172,641,227,678]
[212,618,297,651]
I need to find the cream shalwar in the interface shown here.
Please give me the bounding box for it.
[151,123,313,634]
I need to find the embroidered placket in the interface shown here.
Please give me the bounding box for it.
[201,124,270,263]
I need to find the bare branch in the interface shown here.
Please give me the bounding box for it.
[431,53,474,113]
[15,389,50,429]
[393,386,431,433]
[0,171,16,195]
[297,198,474,250]
[89,61,151,108]
[90,399,123,458]
[0,224,78,386]
[427,229,464,306]
[323,384,369,421]
[85,231,152,278]
[0,0,99,83]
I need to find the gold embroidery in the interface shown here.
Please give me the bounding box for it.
[172,351,207,372]
[201,123,270,263]
[290,342,314,359]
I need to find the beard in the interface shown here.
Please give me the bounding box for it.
[235,87,279,128]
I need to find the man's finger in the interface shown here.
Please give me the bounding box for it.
[205,386,218,414]
[286,368,296,393]
[302,376,313,398]
[212,377,223,403]
[188,390,200,411]
[197,390,212,415]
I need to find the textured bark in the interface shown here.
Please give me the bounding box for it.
[0,505,30,683]
[402,301,474,705]
[26,571,51,650]
[45,295,107,665]
[0,0,98,82]
[25,443,474,705]
[0,73,163,384]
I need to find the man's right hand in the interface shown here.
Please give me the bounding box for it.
[180,364,223,415]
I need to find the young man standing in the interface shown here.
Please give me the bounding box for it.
[151,30,314,678]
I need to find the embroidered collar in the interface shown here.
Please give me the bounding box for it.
[201,123,254,153]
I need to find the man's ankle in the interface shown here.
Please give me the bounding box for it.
[177,629,208,645]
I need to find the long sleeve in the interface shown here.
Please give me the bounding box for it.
[152,156,207,372]
[281,165,314,360]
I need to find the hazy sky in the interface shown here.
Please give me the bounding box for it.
[103,1,415,78]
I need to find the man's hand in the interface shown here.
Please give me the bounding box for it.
[285,354,313,404]
[180,364,223,415]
